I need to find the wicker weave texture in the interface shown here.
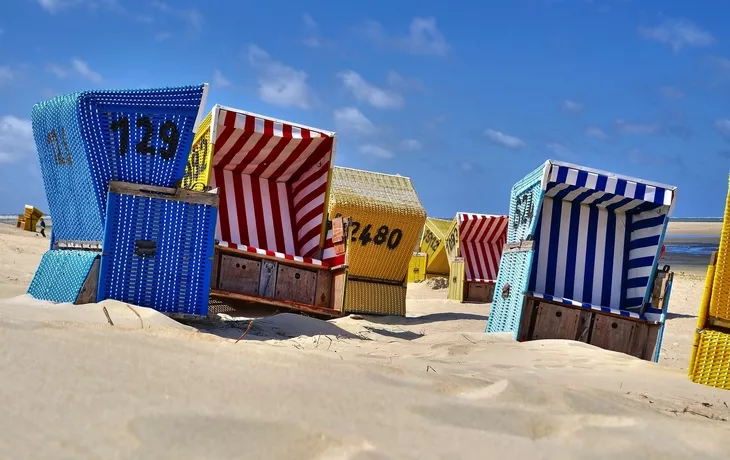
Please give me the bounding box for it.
[98,189,217,316]
[27,250,98,303]
[690,330,730,390]
[328,167,426,282]
[343,280,406,316]
[181,111,213,191]
[31,85,206,243]
[710,174,730,321]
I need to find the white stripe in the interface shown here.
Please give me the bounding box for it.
[293,171,328,205]
[663,189,672,206]
[563,186,588,202]
[464,243,475,280]
[582,190,606,205]
[277,182,296,255]
[615,199,644,213]
[631,225,662,240]
[234,113,247,129]
[291,126,302,139]
[644,186,656,203]
[550,165,559,182]
[546,183,569,197]
[585,172,598,190]
[573,204,589,299]
[591,209,607,305]
[278,138,324,182]
[626,287,646,299]
[624,181,637,199]
[254,117,265,133]
[216,130,245,166]
[474,243,488,280]
[259,177,277,251]
[273,121,284,138]
[299,236,320,257]
[597,194,624,209]
[211,172,222,241]
[260,137,299,179]
[553,200,571,298]
[295,192,324,224]
[242,174,259,248]
[227,132,262,169]
[242,136,282,176]
[223,170,241,244]
[535,197,553,294]
[629,246,657,259]
[298,213,322,241]
[566,168,579,186]
[627,266,652,279]
[610,214,625,309]
[605,176,617,194]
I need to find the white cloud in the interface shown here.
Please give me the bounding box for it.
[585,126,608,139]
[615,119,662,135]
[154,32,172,42]
[484,129,526,149]
[303,13,318,29]
[247,45,315,109]
[546,142,577,160]
[302,13,331,48]
[71,59,102,83]
[399,139,422,151]
[151,2,203,30]
[337,70,404,109]
[213,69,231,88]
[333,107,375,137]
[639,19,715,51]
[46,63,69,78]
[659,86,684,100]
[37,0,117,14]
[714,119,730,140]
[387,71,423,91]
[359,144,393,159]
[363,17,450,56]
[561,99,583,113]
[0,116,35,163]
[0,66,13,84]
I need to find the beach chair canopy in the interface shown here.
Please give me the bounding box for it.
[210,105,336,259]
[528,160,677,312]
[456,213,509,282]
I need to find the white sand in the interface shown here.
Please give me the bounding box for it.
[1,223,730,458]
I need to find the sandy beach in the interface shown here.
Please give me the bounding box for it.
[1,221,729,459]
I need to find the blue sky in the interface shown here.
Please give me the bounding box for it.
[2,0,730,218]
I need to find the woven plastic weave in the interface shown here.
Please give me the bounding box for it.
[98,189,217,316]
[343,280,407,316]
[690,329,730,390]
[709,174,730,321]
[328,167,426,283]
[31,84,207,243]
[27,250,98,303]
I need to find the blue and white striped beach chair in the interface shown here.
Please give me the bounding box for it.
[486,160,677,362]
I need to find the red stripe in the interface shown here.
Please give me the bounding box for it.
[292,161,327,198]
[300,225,323,257]
[217,115,256,169]
[268,138,313,181]
[286,182,301,256]
[214,168,232,243]
[232,119,274,174]
[251,135,292,178]
[232,172,249,246]
[268,180,286,253]
[213,111,241,168]
[250,178,269,251]
[294,181,328,227]
[287,138,333,184]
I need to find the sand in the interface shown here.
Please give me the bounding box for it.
[1,222,729,459]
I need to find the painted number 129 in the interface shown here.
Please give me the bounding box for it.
[109,116,180,160]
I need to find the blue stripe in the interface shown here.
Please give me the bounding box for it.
[582,206,599,302]
[625,276,650,289]
[633,215,665,230]
[528,212,542,291]
[545,198,562,295]
[601,211,616,307]
[628,234,661,250]
[563,202,580,299]
[627,256,655,269]
[634,183,646,200]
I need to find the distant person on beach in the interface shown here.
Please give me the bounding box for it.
[39,218,46,238]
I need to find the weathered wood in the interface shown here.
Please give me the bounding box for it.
[55,240,103,251]
[258,259,278,298]
[108,180,220,207]
[530,302,582,341]
[331,270,347,312]
[275,265,317,305]
[504,240,534,253]
[628,321,650,359]
[210,250,221,290]
[642,324,662,360]
[209,291,342,318]
[314,270,333,308]
[708,316,730,331]
[466,282,495,303]
[75,257,100,305]
[517,298,539,341]
[215,245,329,271]
[576,311,593,343]
[219,255,261,295]
[589,314,638,355]
[332,217,346,255]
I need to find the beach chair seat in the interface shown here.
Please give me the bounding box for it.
[487,160,677,361]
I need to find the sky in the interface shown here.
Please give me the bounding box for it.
[2,0,730,218]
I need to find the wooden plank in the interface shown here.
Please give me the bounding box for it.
[504,240,534,253]
[219,255,261,295]
[331,270,347,313]
[530,302,581,341]
[589,314,638,355]
[108,180,220,207]
[210,250,221,289]
[258,259,278,298]
[643,324,662,361]
[215,245,329,271]
[209,291,342,318]
[628,322,650,359]
[517,298,538,342]
[75,257,100,305]
[314,270,333,308]
[275,265,317,305]
[465,282,495,303]
[576,311,593,343]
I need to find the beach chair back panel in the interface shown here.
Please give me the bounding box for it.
[419,218,452,275]
[457,214,508,282]
[211,107,335,258]
[181,111,213,191]
[487,164,545,336]
[27,250,99,303]
[98,183,218,316]
[31,85,208,242]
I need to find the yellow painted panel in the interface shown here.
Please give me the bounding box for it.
[22,205,43,232]
[408,253,427,283]
[343,280,406,316]
[447,258,465,302]
[444,218,460,262]
[419,217,453,276]
[689,329,730,390]
[329,167,426,283]
[181,111,213,191]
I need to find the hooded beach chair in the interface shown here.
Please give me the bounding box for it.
[27,85,218,315]
[413,217,453,279]
[486,160,677,361]
[445,213,509,303]
[328,167,427,315]
[184,106,349,316]
[689,174,730,389]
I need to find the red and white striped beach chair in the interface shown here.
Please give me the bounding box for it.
[199,105,349,316]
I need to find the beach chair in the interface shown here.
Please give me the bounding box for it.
[445,213,509,303]
[328,167,427,316]
[486,160,677,362]
[183,106,349,317]
[22,205,44,232]
[413,217,453,279]
[27,84,211,309]
[407,252,427,283]
[689,175,730,389]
